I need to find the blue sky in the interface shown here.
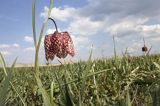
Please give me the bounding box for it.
[0,0,160,65]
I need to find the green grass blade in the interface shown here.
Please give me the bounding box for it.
[113,35,117,59]
[0,53,7,76]
[153,62,160,70]
[35,74,52,106]
[0,74,11,105]
[10,82,26,106]
[50,81,55,106]
[55,69,110,89]
[88,45,93,62]
[79,69,87,105]
[36,0,52,53]
[126,89,131,106]
[64,75,75,106]
[92,64,101,105]
[32,0,37,47]
[9,57,26,106]
[32,0,53,105]
[0,55,17,105]
[11,57,17,68]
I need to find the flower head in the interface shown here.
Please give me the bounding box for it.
[142,38,148,53]
[142,46,148,52]
[44,18,75,61]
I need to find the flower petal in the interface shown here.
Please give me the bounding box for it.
[44,31,75,60]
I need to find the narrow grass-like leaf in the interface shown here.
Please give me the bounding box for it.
[50,81,55,106]
[11,57,17,68]
[0,53,7,76]
[92,64,101,105]
[32,0,53,105]
[55,69,110,89]
[64,75,74,106]
[153,62,160,70]
[10,82,26,106]
[32,0,37,47]
[0,55,18,105]
[146,46,152,56]
[79,67,88,106]
[88,45,93,62]
[35,74,52,106]
[126,89,131,106]
[53,70,65,100]
[113,35,117,59]
[35,0,52,63]
[9,57,26,106]
[0,74,11,105]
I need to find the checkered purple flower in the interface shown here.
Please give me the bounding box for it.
[44,18,75,61]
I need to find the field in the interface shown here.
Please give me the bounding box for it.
[1,54,160,106]
[1,0,160,106]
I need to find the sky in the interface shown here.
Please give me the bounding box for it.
[0,0,160,65]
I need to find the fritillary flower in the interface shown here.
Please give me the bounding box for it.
[142,46,148,52]
[142,38,148,53]
[44,18,75,61]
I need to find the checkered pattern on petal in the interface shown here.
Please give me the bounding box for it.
[44,35,55,61]
[44,31,75,61]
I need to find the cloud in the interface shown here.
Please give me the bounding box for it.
[24,36,33,43]
[151,36,160,42]
[13,43,20,48]
[1,51,11,56]
[128,42,143,53]
[67,17,103,36]
[0,43,20,49]
[41,0,160,38]
[23,47,35,52]
[0,44,10,49]
[40,6,76,21]
[46,28,61,35]
[0,43,20,57]
[71,35,90,50]
[82,0,160,21]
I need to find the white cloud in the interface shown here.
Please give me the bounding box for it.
[106,18,146,37]
[68,17,103,36]
[71,35,90,50]
[151,37,160,42]
[0,43,20,49]
[1,51,11,56]
[138,24,160,37]
[0,44,10,49]
[23,47,35,52]
[46,28,61,35]
[13,43,20,48]
[24,36,33,43]
[41,6,76,21]
[41,0,160,39]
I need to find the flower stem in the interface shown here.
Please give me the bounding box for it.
[48,17,58,32]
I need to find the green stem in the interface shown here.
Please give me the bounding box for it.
[113,35,117,59]
[32,0,37,47]
[32,0,53,106]
[34,0,53,73]
[48,18,58,32]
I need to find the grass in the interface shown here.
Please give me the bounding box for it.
[1,54,160,105]
[1,0,160,105]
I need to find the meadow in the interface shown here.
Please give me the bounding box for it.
[1,0,160,105]
[1,54,160,106]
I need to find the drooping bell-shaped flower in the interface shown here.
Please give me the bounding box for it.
[142,46,148,52]
[142,38,148,53]
[44,18,75,61]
